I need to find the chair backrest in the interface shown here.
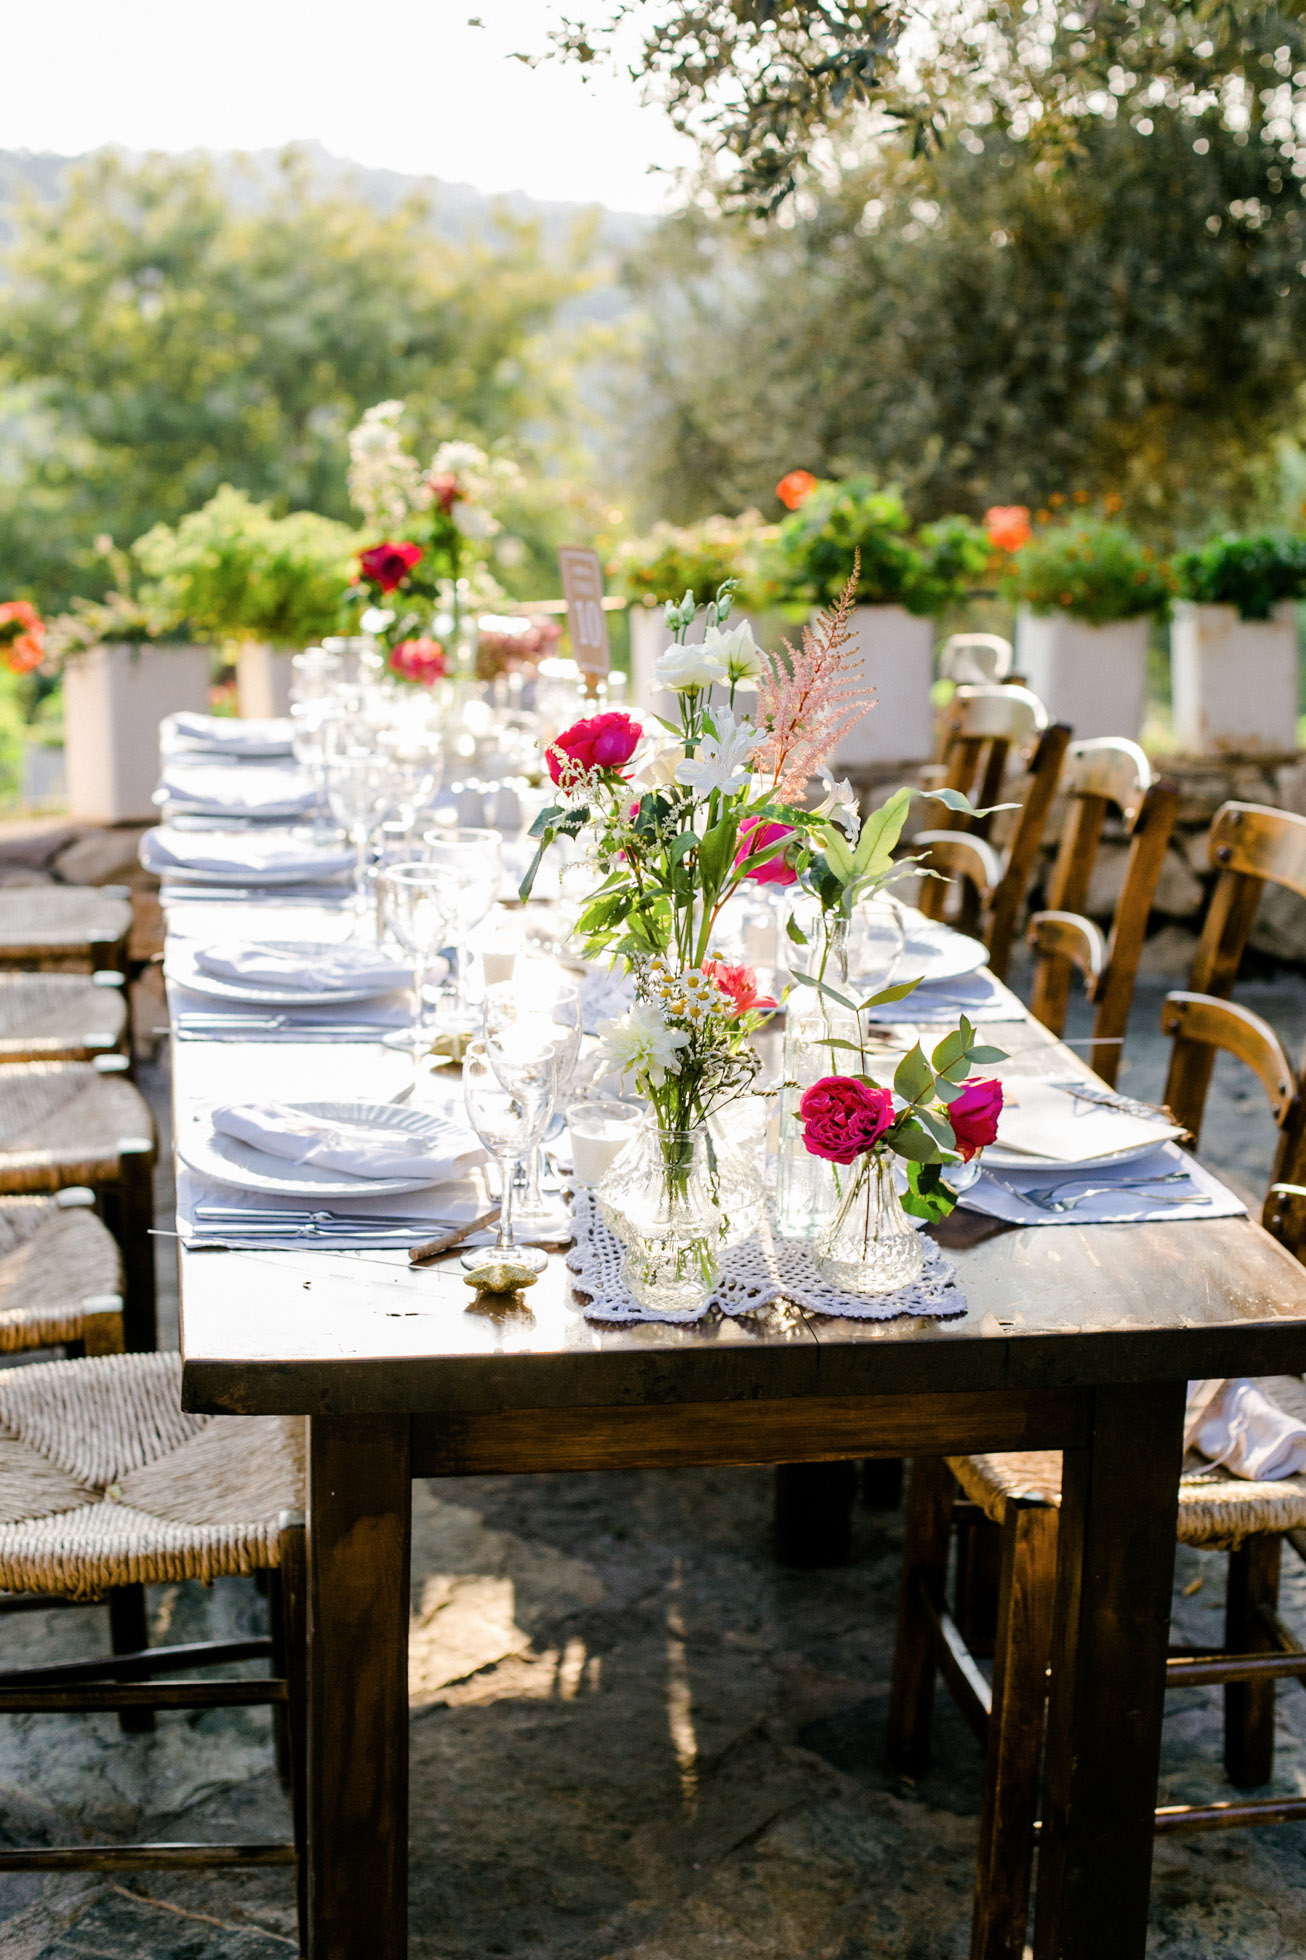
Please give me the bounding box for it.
[1163,802,1306,1134]
[935,684,1050,834]
[1027,739,1180,1085]
[915,720,1072,979]
[938,634,1014,687]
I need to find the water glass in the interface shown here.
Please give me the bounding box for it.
[380,861,460,1050]
[461,1038,554,1277]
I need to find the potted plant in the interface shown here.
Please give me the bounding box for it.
[133,487,360,717]
[1170,534,1306,754]
[999,514,1173,739]
[607,512,776,711]
[769,475,989,769]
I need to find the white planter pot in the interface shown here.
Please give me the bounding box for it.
[63,642,211,822]
[1171,601,1299,755]
[1015,609,1149,740]
[235,642,293,719]
[832,605,934,769]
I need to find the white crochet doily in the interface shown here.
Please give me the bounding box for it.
[566,1188,967,1326]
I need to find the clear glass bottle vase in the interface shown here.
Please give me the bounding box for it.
[607,1119,724,1318]
[775,918,860,1240]
[816,1149,925,1296]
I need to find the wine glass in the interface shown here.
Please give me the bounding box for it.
[380,861,460,1051]
[326,749,385,926]
[483,973,582,1224]
[290,702,331,840]
[461,1037,555,1277]
[421,827,504,1029]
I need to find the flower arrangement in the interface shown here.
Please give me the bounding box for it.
[475,614,563,682]
[606,512,775,611]
[997,517,1174,625]
[0,603,45,675]
[1172,533,1306,621]
[769,475,988,614]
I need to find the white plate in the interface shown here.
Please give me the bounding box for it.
[152,858,353,886]
[850,911,988,990]
[177,1100,464,1197]
[165,942,406,1007]
[983,1137,1174,1172]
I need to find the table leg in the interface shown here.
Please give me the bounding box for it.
[306,1414,411,1960]
[1032,1380,1185,1960]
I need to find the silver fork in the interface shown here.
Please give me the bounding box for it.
[991,1170,1206,1213]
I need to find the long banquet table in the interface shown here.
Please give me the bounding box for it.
[170,895,1306,1960]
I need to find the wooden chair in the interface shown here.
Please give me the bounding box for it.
[938,634,1013,687]
[914,686,1071,980]
[0,885,133,975]
[1025,738,1180,1086]
[0,1058,156,1351]
[0,1348,304,1947]
[0,971,129,1063]
[0,1192,124,1357]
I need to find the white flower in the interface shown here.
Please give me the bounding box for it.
[703,619,764,687]
[595,1001,689,1088]
[814,765,860,839]
[654,640,727,693]
[632,739,684,791]
[433,439,488,475]
[360,606,395,633]
[451,501,497,540]
[674,707,759,798]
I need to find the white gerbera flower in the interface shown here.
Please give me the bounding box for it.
[595,1001,689,1087]
[703,619,764,687]
[674,707,758,798]
[653,641,727,693]
[814,765,860,839]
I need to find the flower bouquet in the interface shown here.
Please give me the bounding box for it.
[523,568,1006,1312]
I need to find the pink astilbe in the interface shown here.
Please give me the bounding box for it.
[752,564,874,801]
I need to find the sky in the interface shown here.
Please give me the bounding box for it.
[1,1,697,212]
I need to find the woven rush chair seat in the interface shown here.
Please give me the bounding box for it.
[0,886,133,974]
[0,1195,122,1357]
[0,972,127,1063]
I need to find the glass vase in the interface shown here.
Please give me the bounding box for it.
[775,918,860,1240]
[816,1150,925,1297]
[607,1120,724,1318]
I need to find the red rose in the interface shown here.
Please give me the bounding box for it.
[776,469,818,511]
[947,1078,1004,1161]
[0,601,44,674]
[358,541,423,592]
[427,472,462,514]
[389,637,447,685]
[702,960,777,1017]
[546,711,643,785]
[734,818,797,886]
[799,1076,896,1165]
[983,506,1031,553]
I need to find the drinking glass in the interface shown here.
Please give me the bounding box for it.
[421,827,503,1028]
[483,974,581,1223]
[290,647,341,707]
[290,702,331,839]
[461,1037,554,1277]
[326,749,386,926]
[380,861,460,1051]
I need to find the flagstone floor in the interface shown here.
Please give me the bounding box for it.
[2,966,1306,1956]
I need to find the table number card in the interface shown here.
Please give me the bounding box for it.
[558,545,610,686]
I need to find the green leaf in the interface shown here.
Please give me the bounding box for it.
[697,814,738,896]
[517,835,551,903]
[885,1114,938,1161]
[527,803,565,840]
[894,1043,933,1103]
[821,823,856,881]
[900,1160,958,1224]
[968,1045,1007,1065]
[920,787,1019,819]
[670,830,698,863]
[930,1027,967,1071]
[785,913,809,946]
[858,975,922,1010]
[788,969,861,1013]
[853,785,912,877]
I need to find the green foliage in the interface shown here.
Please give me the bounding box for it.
[767,477,987,612]
[606,512,774,608]
[999,519,1174,626]
[133,487,359,645]
[1172,533,1306,620]
[0,149,584,611]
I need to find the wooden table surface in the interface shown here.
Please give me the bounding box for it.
[171,920,1306,1960]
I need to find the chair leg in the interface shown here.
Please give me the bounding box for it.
[970,1499,1058,1960]
[103,1146,158,1352]
[862,1457,904,1510]
[955,1513,1003,1659]
[108,1586,155,1735]
[773,1461,856,1567]
[277,1513,308,1958]
[1224,1535,1282,1789]
[887,1456,955,1777]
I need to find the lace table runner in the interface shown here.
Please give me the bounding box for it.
[567,1189,968,1326]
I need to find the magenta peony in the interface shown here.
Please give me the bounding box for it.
[947,1078,1004,1160]
[799,1076,896,1165]
[358,541,422,591]
[547,712,643,785]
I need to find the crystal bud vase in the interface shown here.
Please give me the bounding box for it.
[776,919,859,1240]
[816,1149,926,1297]
[611,1121,724,1318]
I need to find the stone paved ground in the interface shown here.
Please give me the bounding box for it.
[1,835,1306,1954]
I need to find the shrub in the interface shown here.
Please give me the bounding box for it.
[1172,533,1306,621]
[999,518,1173,625]
[607,512,774,609]
[769,478,988,614]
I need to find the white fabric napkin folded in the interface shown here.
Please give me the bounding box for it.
[157,763,315,817]
[861,969,1017,1025]
[194,940,410,992]
[1185,1378,1306,1480]
[163,713,294,757]
[210,1102,486,1181]
[992,1077,1181,1163]
[962,1141,1245,1227]
[141,826,353,880]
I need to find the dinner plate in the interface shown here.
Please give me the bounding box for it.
[177,1099,465,1197]
[849,909,988,989]
[982,1137,1175,1172]
[165,942,407,1007]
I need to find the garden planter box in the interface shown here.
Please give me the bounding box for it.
[63,641,211,822]
[1015,608,1149,740]
[832,605,934,769]
[1171,602,1299,755]
[235,642,293,719]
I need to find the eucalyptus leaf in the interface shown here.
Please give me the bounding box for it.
[894,1043,933,1103]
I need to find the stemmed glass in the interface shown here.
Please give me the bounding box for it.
[326,750,385,926]
[421,827,503,1029]
[483,973,581,1225]
[380,862,459,1051]
[290,702,331,840]
[461,1036,556,1277]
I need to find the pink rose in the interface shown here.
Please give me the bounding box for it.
[358,540,422,592]
[547,711,643,786]
[734,817,798,886]
[389,637,447,685]
[702,960,777,1016]
[799,1076,895,1165]
[947,1078,1003,1161]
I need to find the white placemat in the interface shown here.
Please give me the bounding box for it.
[961,1141,1245,1226]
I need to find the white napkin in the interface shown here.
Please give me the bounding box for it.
[861,969,1018,1025]
[157,763,315,816]
[962,1142,1246,1227]
[194,940,410,992]
[1185,1378,1306,1480]
[210,1102,486,1181]
[992,1078,1181,1164]
[175,1163,495,1248]
[141,826,354,880]
[163,713,294,757]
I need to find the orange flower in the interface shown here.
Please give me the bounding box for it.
[1072,488,1090,505]
[775,469,818,511]
[1048,491,1066,508]
[0,601,44,674]
[983,505,1032,552]
[1103,491,1122,515]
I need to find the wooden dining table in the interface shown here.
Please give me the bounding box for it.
[171,953,1306,1960]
